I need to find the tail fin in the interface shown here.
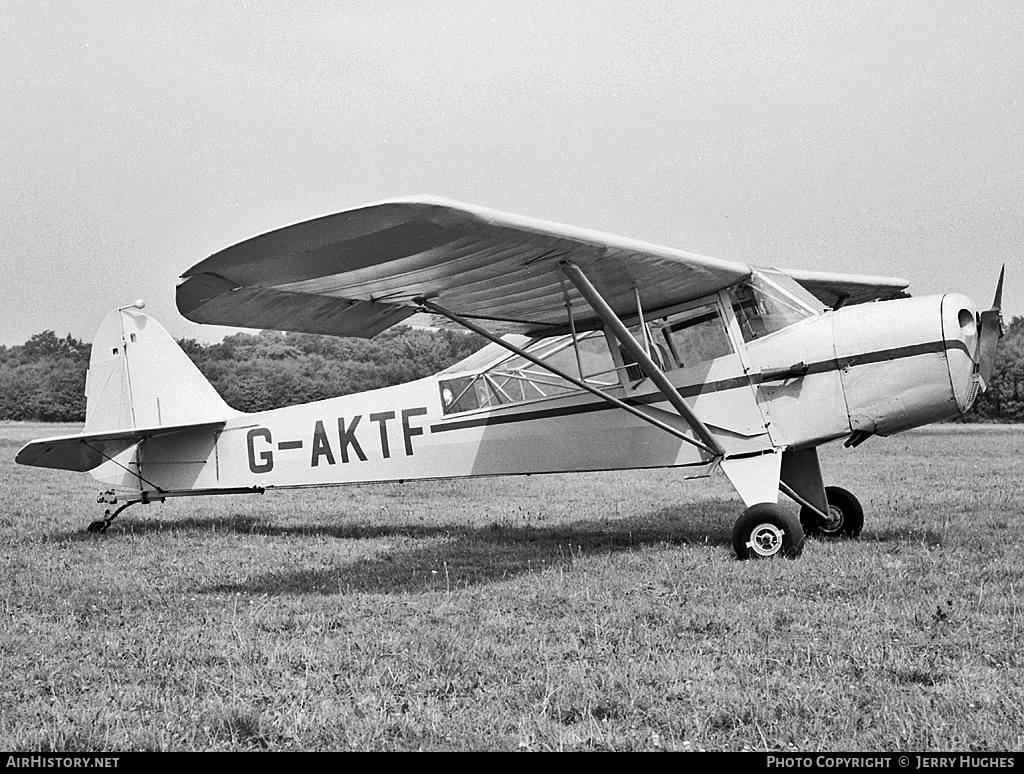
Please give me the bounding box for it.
[16,305,235,474]
[85,304,236,433]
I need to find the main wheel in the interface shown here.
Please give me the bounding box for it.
[733,503,805,560]
[800,486,863,538]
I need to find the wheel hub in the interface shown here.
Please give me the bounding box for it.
[746,523,785,557]
[820,505,844,533]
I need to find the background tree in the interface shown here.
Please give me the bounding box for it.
[969,315,1024,422]
[0,332,90,421]
[183,326,487,413]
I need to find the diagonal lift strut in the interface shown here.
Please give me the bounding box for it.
[559,261,725,457]
[417,298,721,457]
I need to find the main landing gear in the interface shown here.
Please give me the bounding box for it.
[799,486,864,538]
[732,503,805,559]
[731,487,864,560]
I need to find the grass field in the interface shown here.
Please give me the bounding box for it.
[1,422,1023,751]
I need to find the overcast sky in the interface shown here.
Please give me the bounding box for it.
[2,0,1021,345]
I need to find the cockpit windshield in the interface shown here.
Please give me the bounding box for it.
[730,270,825,342]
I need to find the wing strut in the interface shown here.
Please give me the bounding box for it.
[417,298,720,457]
[559,261,725,457]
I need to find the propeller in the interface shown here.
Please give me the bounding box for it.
[975,265,1005,392]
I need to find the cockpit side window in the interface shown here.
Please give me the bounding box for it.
[617,323,668,382]
[615,305,732,378]
[661,305,733,368]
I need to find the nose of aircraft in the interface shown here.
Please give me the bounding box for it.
[940,293,981,413]
[942,268,1006,414]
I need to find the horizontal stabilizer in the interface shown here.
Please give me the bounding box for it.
[15,421,225,472]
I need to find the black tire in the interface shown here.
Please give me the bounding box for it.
[800,486,863,538]
[733,503,805,560]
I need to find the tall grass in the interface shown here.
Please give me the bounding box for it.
[1,423,1022,750]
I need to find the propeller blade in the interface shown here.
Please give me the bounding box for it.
[992,264,1005,311]
[976,265,1006,390]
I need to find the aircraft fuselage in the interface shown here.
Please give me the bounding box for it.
[90,290,979,506]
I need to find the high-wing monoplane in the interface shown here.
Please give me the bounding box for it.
[16,197,1005,558]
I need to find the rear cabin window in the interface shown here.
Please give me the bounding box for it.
[438,331,617,415]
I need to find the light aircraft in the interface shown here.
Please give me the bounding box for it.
[16,197,1006,559]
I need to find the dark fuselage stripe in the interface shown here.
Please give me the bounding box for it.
[428,338,969,434]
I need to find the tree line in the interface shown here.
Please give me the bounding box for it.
[0,326,486,421]
[1,317,1023,423]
